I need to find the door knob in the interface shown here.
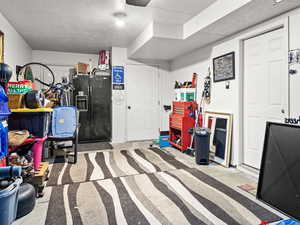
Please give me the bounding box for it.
[128,106,131,110]
[281,109,285,114]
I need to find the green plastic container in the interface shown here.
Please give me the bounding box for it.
[180,92,195,101]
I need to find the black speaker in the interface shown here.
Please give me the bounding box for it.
[257,122,300,222]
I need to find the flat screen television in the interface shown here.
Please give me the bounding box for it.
[257,122,300,222]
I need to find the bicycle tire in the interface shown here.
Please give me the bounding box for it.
[18,62,55,92]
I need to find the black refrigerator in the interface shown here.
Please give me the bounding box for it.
[72,74,111,142]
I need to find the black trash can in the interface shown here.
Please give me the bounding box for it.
[195,128,211,165]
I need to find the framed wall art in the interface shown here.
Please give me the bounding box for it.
[213,52,235,82]
[288,49,300,65]
[0,31,4,63]
[204,111,233,167]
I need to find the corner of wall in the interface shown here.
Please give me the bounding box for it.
[111,47,128,143]
[0,12,32,81]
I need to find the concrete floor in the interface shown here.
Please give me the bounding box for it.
[13,141,286,225]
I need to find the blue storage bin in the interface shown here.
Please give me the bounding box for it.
[277,220,300,225]
[0,178,22,225]
[0,104,11,121]
[0,85,11,121]
[51,106,77,138]
[0,120,8,160]
[159,135,170,148]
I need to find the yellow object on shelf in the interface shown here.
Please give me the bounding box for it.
[11,108,53,113]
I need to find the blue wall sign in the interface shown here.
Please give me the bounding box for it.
[113,66,124,84]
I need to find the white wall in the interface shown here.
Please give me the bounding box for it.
[111,47,127,143]
[168,9,300,166]
[111,47,171,143]
[0,12,32,80]
[32,50,99,83]
[32,50,99,67]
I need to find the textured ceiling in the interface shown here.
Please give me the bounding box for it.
[0,0,216,53]
[129,0,300,60]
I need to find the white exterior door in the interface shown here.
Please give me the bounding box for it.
[243,28,288,169]
[126,64,159,141]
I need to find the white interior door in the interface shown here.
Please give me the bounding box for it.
[126,64,159,141]
[290,62,300,118]
[243,28,288,169]
[289,14,300,118]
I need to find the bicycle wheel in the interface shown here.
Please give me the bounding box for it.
[18,62,55,92]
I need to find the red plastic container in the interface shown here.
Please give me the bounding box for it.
[0,157,6,167]
[32,137,47,170]
[7,80,35,94]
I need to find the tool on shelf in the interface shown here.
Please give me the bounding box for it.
[186,68,210,154]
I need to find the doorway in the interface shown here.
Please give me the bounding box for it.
[243,28,288,169]
[126,64,159,141]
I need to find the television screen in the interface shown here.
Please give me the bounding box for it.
[257,122,300,222]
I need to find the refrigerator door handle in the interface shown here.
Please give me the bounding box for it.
[89,85,93,119]
[87,85,90,112]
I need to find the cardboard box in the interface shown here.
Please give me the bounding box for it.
[76,63,89,74]
[8,94,25,109]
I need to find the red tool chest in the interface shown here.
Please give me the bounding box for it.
[169,101,197,151]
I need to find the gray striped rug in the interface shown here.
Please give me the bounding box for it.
[45,148,282,225]
[78,142,113,152]
[47,148,182,186]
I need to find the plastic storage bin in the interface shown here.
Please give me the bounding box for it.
[0,85,11,121]
[8,108,52,138]
[276,220,300,225]
[159,136,170,148]
[7,80,35,94]
[51,107,77,138]
[0,104,11,121]
[0,168,22,225]
[0,121,9,161]
[175,88,196,101]
[0,157,6,167]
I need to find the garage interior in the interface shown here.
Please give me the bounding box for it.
[0,0,300,224]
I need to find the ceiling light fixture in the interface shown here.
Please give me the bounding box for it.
[113,12,127,28]
[273,0,284,5]
[115,18,125,27]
